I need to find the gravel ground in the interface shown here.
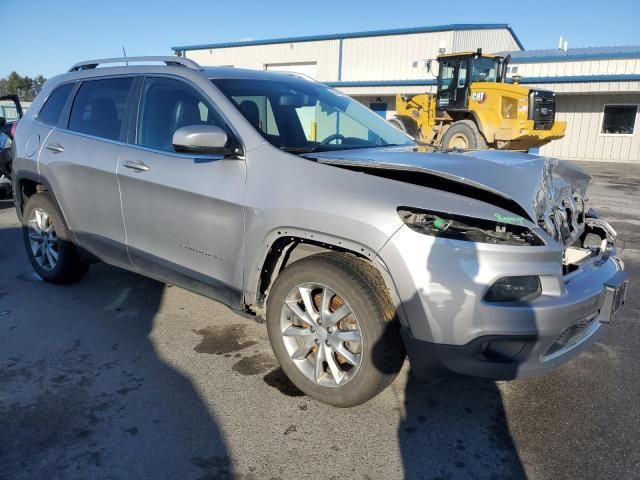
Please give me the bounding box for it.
[0,161,638,480]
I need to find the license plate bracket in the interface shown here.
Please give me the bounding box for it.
[599,271,629,323]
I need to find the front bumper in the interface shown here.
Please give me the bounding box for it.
[401,267,628,380]
[494,120,566,150]
[380,225,628,380]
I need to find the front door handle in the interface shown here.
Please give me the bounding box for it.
[45,143,65,154]
[122,160,150,172]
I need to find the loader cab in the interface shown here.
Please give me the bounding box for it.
[436,51,503,112]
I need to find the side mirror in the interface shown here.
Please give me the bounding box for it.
[172,125,232,155]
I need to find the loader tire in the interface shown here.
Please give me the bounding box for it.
[441,120,487,150]
[389,115,421,140]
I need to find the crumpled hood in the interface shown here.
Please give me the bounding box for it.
[307,147,591,227]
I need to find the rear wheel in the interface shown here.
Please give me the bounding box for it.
[22,193,89,283]
[266,252,405,407]
[441,119,487,150]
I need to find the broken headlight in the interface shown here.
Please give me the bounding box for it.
[398,208,543,246]
[484,276,542,302]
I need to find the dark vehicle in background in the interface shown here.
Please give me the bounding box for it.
[0,94,23,137]
[0,95,23,197]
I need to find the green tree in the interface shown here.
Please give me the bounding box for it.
[0,72,47,101]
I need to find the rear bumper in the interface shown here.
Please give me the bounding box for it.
[402,267,629,380]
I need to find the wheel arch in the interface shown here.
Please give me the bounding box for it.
[466,110,495,144]
[246,228,409,327]
[14,171,72,233]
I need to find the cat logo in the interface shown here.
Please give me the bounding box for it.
[471,91,486,103]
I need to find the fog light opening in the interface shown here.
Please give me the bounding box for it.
[484,275,541,302]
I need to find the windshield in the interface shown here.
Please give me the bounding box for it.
[212,77,415,153]
[470,58,499,83]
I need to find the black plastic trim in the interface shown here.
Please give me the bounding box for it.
[400,327,538,380]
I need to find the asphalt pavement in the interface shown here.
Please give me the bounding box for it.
[0,161,638,480]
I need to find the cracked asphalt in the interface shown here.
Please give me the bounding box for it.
[0,161,638,480]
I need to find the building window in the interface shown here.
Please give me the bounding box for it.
[601,105,638,135]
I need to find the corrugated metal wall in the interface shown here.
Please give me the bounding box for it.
[523,81,640,94]
[453,28,520,54]
[511,58,640,79]
[184,39,341,81]
[340,31,454,81]
[540,94,640,162]
[183,28,521,83]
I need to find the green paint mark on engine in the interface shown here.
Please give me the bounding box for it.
[494,213,524,226]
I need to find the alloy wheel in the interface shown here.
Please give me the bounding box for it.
[280,282,363,387]
[27,208,59,271]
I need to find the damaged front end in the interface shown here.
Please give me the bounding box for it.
[562,209,620,274]
[398,208,544,246]
[308,147,620,271]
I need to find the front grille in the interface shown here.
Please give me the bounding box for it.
[529,90,556,130]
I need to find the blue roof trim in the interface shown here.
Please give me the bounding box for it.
[172,23,518,51]
[506,26,525,51]
[324,80,438,87]
[513,74,640,84]
[510,51,640,63]
[323,74,640,89]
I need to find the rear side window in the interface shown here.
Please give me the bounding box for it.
[69,77,134,141]
[38,83,74,126]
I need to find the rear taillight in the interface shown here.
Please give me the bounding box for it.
[10,121,18,138]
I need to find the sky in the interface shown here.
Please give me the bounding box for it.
[3,0,640,79]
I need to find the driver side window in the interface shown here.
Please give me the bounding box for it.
[137,77,226,152]
[440,62,455,89]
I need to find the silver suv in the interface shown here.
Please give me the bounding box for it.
[12,57,628,407]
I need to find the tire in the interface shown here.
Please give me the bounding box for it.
[266,252,405,407]
[441,119,487,150]
[389,115,421,139]
[22,193,89,283]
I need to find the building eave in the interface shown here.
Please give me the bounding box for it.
[172,23,521,52]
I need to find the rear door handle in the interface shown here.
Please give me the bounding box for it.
[45,143,65,153]
[122,160,150,172]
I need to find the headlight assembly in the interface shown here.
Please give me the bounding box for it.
[398,208,544,246]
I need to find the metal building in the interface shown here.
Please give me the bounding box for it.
[172,24,640,163]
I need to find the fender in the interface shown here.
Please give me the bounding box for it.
[245,226,411,327]
[466,110,494,143]
[12,170,79,243]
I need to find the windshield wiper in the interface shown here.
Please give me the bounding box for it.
[279,146,334,153]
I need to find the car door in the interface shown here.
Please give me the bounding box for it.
[38,76,137,268]
[117,76,246,307]
[0,94,23,136]
[0,94,23,175]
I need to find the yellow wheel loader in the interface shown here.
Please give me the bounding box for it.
[390,49,566,150]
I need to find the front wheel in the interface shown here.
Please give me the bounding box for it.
[441,119,487,150]
[22,193,89,283]
[266,253,405,407]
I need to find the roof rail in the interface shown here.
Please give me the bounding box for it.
[68,56,202,72]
